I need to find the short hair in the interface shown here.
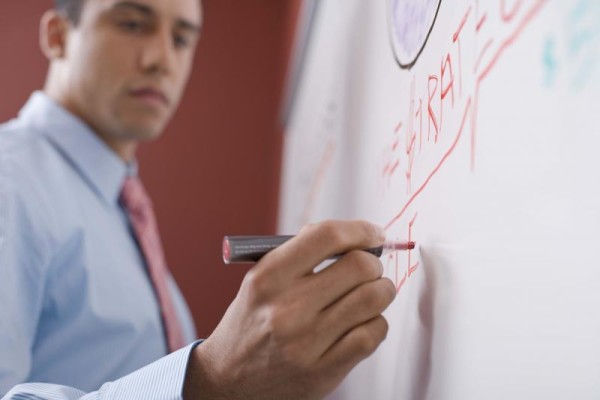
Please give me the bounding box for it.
[54,0,85,25]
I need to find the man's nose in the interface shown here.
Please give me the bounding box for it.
[140,27,175,76]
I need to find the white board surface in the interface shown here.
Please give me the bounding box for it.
[279,0,600,398]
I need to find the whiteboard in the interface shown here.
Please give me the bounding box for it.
[279,0,600,399]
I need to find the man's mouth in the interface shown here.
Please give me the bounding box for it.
[129,87,170,108]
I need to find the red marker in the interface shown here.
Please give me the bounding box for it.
[222,235,416,264]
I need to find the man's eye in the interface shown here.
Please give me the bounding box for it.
[118,20,145,32]
[174,35,189,49]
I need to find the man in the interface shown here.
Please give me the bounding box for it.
[0,0,396,398]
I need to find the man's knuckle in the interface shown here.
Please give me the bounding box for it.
[298,222,317,236]
[356,257,375,279]
[350,252,381,280]
[243,269,273,301]
[356,329,379,354]
[280,342,308,368]
[316,220,345,247]
[362,285,384,310]
[265,306,296,341]
[361,221,380,240]
[345,253,371,278]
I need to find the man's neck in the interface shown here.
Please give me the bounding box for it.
[43,84,138,163]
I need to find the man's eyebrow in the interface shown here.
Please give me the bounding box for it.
[112,1,154,16]
[112,1,201,33]
[176,18,201,34]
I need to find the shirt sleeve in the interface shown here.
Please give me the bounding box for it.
[1,342,201,400]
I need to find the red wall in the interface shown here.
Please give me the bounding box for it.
[0,0,301,338]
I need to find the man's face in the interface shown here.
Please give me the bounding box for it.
[60,0,202,144]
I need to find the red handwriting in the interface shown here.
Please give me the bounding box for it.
[380,0,546,223]
[386,212,419,293]
[380,0,547,286]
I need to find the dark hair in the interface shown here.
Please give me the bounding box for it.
[54,0,85,25]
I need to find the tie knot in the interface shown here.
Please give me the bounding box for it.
[120,176,152,214]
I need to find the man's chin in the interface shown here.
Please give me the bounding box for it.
[123,123,165,142]
[119,106,172,141]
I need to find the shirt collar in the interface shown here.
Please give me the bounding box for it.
[18,91,137,206]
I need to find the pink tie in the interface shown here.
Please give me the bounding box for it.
[120,176,186,353]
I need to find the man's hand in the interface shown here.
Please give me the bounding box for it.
[184,220,397,400]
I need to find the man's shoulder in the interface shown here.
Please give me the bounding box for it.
[0,118,75,229]
[0,118,30,152]
[0,117,71,183]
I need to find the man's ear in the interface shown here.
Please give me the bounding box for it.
[39,10,70,60]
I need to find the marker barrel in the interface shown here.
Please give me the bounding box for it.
[223,235,415,264]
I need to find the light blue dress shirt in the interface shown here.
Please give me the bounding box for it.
[0,92,199,399]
